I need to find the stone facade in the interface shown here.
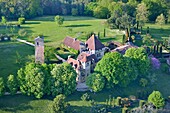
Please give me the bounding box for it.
[65,35,105,83]
[35,36,44,64]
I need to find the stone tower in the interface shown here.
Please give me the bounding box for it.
[35,36,44,64]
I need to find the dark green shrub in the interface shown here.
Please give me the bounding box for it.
[161,63,169,74]
[18,17,25,25]
[91,104,107,113]
[81,93,91,101]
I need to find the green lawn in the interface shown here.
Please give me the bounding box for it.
[0,16,123,47]
[143,23,170,40]
[0,41,34,80]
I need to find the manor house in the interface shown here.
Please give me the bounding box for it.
[64,35,105,83]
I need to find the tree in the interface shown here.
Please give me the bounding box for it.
[148,91,165,109]
[136,3,149,29]
[1,16,7,25]
[93,6,110,19]
[71,8,78,16]
[54,15,64,26]
[51,63,77,96]
[0,77,5,96]
[115,13,135,30]
[156,13,166,28]
[17,63,46,98]
[142,0,165,21]
[95,52,138,88]
[124,47,150,77]
[86,73,105,92]
[7,74,18,95]
[52,94,69,113]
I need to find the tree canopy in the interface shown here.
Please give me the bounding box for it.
[86,72,105,92]
[95,52,138,88]
[148,91,165,109]
[124,47,150,77]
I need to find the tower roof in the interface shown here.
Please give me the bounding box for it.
[86,35,105,50]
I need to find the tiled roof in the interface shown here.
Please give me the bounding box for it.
[67,58,81,70]
[63,37,80,50]
[86,35,105,50]
[77,52,97,63]
[111,44,137,54]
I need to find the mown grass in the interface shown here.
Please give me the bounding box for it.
[143,23,170,40]
[0,41,34,81]
[0,16,123,47]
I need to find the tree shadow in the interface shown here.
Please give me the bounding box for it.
[65,24,92,28]
[142,28,170,39]
[69,105,91,113]
[0,94,34,112]
[100,37,116,43]
[25,21,41,25]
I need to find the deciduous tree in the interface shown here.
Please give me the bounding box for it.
[54,15,64,26]
[86,73,105,92]
[95,52,138,88]
[124,47,150,77]
[148,91,165,109]
[51,63,77,96]
[7,74,18,95]
[52,94,69,113]
[156,13,166,27]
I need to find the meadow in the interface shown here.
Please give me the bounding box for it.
[0,16,170,113]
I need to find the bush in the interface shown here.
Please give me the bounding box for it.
[161,63,169,74]
[81,93,91,101]
[140,78,148,87]
[18,29,27,37]
[86,73,105,92]
[52,94,69,113]
[18,17,25,25]
[148,91,165,109]
[7,74,18,95]
[91,104,107,113]
[0,77,5,96]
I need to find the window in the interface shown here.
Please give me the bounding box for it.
[37,42,39,46]
[86,62,89,67]
[97,53,101,57]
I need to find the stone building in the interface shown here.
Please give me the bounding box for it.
[35,36,44,64]
[64,34,105,83]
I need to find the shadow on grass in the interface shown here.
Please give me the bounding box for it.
[25,21,41,25]
[142,28,170,39]
[65,24,92,28]
[0,94,34,112]
[70,105,91,113]
[100,37,116,43]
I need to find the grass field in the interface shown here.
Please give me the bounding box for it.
[0,41,34,81]
[0,16,124,47]
[143,23,170,40]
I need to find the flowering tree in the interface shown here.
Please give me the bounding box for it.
[150,56,160,69]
